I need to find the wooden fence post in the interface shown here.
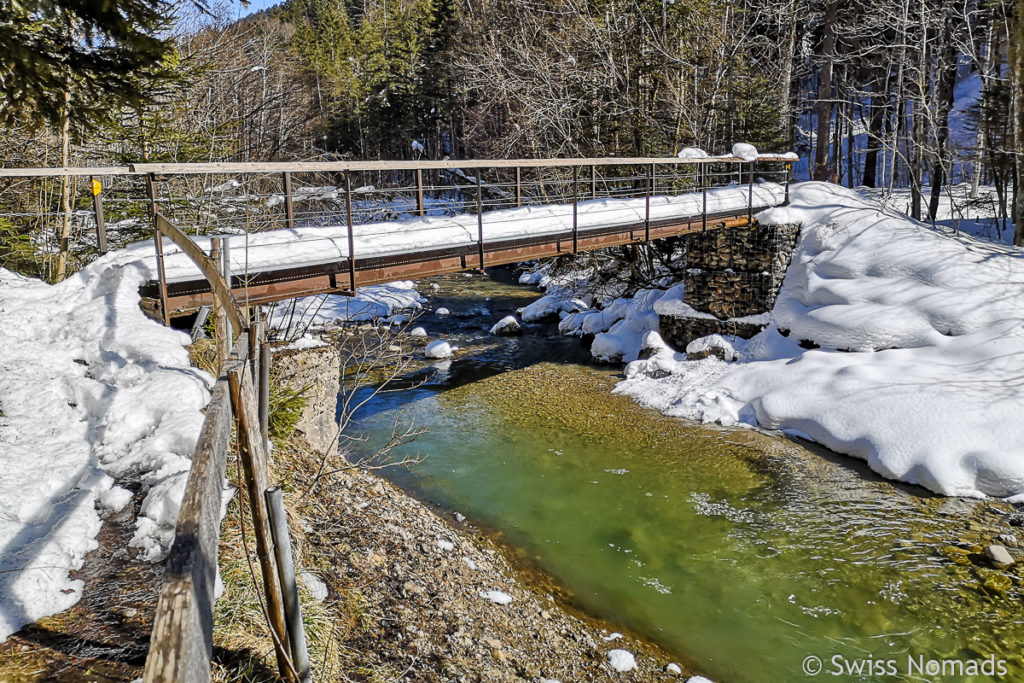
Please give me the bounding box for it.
[228,366,295,681]
[90,176,108,254]
[148,176,170,326]
[259,341,270,453]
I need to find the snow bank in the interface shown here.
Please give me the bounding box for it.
[619,182,1024,499]
[267,281,424,333]
[0,262,212,641]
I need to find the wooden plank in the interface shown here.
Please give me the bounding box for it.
[0,166,131,177]
[143,345,247,683]
[228,366,294,681]
[155,214,243,335]
[128,155,797,175]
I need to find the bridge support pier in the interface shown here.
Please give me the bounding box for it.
[658,220,801,352]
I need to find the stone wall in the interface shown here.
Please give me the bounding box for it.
[272,343,340,453]
[659,222,801,351]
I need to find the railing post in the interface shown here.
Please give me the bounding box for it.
[259,340,270,453]
[748,161,754,228]
[221,240,233,342]
[210,239,231,366]
[590,164,597,199]
[266,487,312,683]
[90,176,107,254]
[344,172,356,292]
[416,169,425,216]
[282,172,295,230]
[572,166,579,254]
[147,175,170,326]
[701,163,708,233]
[515,167,521,208]
[785,162,792,204]
[227,367,294,681]
[645,163,652,242]
[476,171,485,269]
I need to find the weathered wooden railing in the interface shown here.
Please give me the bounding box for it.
[141,215,306,683]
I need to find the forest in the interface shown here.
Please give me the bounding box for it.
[1,0,1023,278]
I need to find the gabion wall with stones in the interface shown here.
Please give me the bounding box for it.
[659,222,801,351]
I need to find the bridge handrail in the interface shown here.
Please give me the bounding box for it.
[0,155,794,178]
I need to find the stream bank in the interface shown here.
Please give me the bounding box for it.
[341,268,1024,683]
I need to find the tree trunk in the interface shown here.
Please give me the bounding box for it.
[929,19,958,221]
[863,95,884,187]
[54,89,72,283]
[1011,6,1024,245]
[814,0,838,181]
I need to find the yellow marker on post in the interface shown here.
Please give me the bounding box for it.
[91,178,102,196]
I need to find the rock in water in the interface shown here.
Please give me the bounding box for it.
[985,544,1015,568]
[607,649,636,672]
[424,340,453,359]
[489,315,523,336]
[410,326,427,338]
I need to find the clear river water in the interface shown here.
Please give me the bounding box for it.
[346,272,1023,682]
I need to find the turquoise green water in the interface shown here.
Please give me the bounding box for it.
[348,278,1024,682]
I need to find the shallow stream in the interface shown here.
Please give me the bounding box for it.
[347,271,1024,682]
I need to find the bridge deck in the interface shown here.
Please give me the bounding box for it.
[139,183,785,316]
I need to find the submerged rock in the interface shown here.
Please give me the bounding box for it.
[985,545,1015,569]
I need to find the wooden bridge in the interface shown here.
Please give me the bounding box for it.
[0,154,794,323]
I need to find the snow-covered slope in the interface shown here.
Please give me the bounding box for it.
[619,182,1024,499]
[0,261,211,641]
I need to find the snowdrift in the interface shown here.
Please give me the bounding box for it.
[0,261,211,640]
[619,182,1024,499]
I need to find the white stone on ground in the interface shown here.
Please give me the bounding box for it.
[299,570,329,603]
[462,556,477,570]
[479,589,513,604]
[437,539,454,552]
[666,662,682,675]
[607,649,636,672]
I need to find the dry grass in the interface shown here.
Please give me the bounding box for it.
[211,436,359,682]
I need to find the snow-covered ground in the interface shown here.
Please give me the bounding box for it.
[614,182,1024,499]
[266,281,425,335]
[0,261,212,641]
